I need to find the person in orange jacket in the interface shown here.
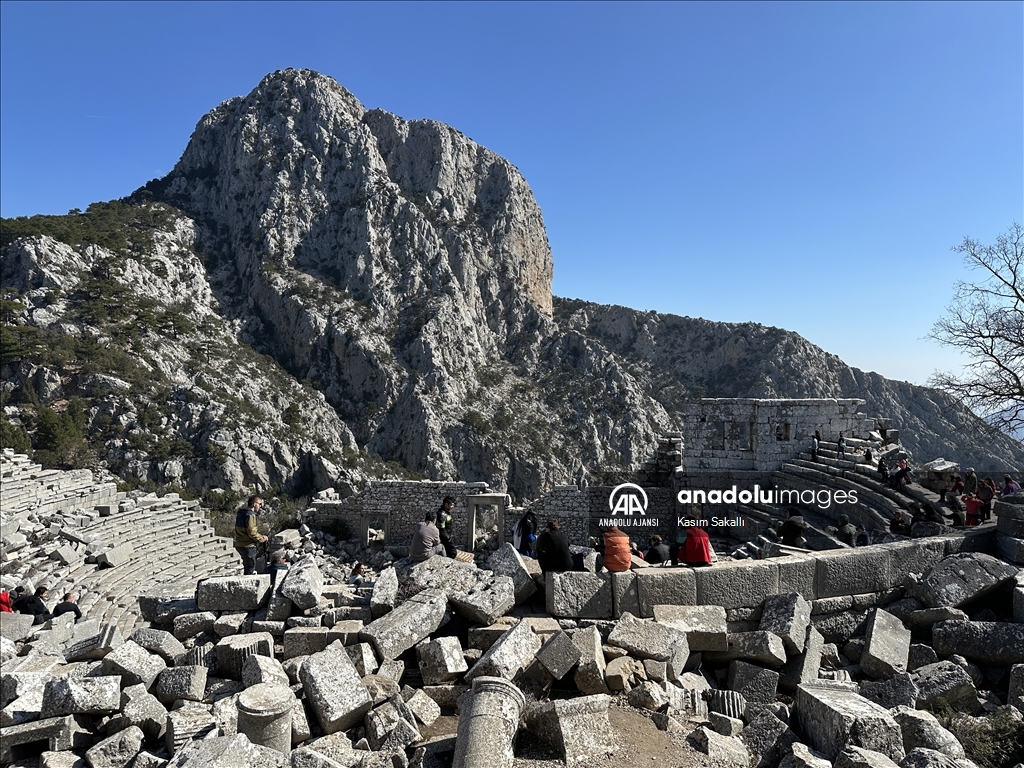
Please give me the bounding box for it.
[602,526,632,572]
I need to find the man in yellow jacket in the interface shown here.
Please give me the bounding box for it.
[234,495,268,575]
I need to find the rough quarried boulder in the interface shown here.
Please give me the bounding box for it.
[360,589,449,660]
[369,567,398,619]
[931,620,1024,666]
[795,684,905,762]
[197,575,272,611]
[300,644,372,734]
[909,553,1018,609]
[487,544,538,603]
[280,555,324,610]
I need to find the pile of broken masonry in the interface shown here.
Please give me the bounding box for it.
[3,537,1024,768]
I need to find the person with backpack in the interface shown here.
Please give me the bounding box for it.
[234,495,268,575]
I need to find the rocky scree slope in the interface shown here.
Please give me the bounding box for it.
[1,68,1020,503]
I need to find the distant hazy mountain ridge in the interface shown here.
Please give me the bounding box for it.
[1,69,1019,501]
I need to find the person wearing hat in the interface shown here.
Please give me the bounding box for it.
[963,468,978,497]
[836,514,857,546]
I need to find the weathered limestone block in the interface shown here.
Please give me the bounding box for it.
[99,641,165,689]
[912,661,980,712]
[487,543,537,603]
[242,655,290,689]
[300,643,372,734]
[636,569,697,617]
[130,628,185,664]
[270,528,302,550]
[931,620,1024,666]
[529,693,615,765]
[781,626,825,694]
[360,589,449,660]
[0,612,37,642]
[137,589,197,625]
[213,611,250,637]
[119,683,167,740]
[417,636,468,685]
[910,553,1018,609]
[39,750,88,768]
[536,631,582,680]
[740,711,797,768]
[891,706,965,758]
[156,665,207,704]
[172,611,217,640]
[606,612,689,662]
[696,560,780,609]
[283,627,329,660]
[815,549,893,600]
[97,542,134,568]
[728,660,780,704]
[571,625,608,694]
[691,726,751,767]
[369,566,398,619]
[653,604,728,651]
[215,632,275,680]
[2,681,44,726]
[1009,664,1024,712]
[0,715,92,764]
[795,684,905,762]
[465,619,541,682]
[376,658,405,685]
[760,593,811,655]
[40,676,121,717]
[860,608,910,679]
[408,557,485,596]
[281,555,324,610]
[611,571,639,618]
[628,680,669,711]
[833,745,901,768]
[84,724,143,768]
[546,571,612,618]
[64,625,122,661]
[402,687,441,728]
[197,574,271,611]
[364,696,420,751]
[166,733,285,767]
[345,642,378,677]
[604,656,633,692]
[706,631,787,668]
[451,575,516,625]
[860,672,919,710]
[165,701,218,754]
[780,742,833,768]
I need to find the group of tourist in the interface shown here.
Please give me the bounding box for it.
[937,468,1019,527]
[0,585,83,625]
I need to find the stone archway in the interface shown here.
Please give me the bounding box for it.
[464,493,508,552]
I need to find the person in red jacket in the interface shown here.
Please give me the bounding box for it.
[602,526,632,572]
[682,525,714,567]
[963,494,983,526]
[0,590,12,612]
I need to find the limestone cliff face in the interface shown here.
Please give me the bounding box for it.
[2,69,1020,502]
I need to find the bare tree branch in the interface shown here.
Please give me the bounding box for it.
[928,222,1024,434]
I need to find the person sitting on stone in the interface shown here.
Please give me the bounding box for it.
[943,504,966,527]
[0,588,12,613]
[889,510,913,534]
[681,525,713,567]
[52,592,83,622]
[410,511,444,562]
[601,526,632,572]
[835,514,857,546]
[1001,474,1021,497]
[778,508,808,548]
[535,519,573,574]
[15,586,52,625]
[629,540,645,561]
[854,524,871,547]
[268,551,289,586]
[234,495,268,576]
[645,535,671,564]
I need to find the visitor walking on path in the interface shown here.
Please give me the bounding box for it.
[234,495,268,576]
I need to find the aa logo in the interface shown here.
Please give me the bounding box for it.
[609,483,648,516]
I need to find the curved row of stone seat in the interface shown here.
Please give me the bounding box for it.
[0,450,118,521]
[771,465,895,530]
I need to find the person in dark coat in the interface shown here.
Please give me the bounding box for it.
[778,508,808,548]
[52,592,83,622]
[535,519,573,574]
[15,586,51,624]
[645,535,671,564]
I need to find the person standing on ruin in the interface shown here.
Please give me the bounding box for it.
[810,433,819,462]
[535,519,573,574]
[234,495,268,576]
[436,496,457,558]
[977,479,996,522]
[963,468,978,496]
[410,510,444,562]
[963,494,983,526]
[837,433,846,459]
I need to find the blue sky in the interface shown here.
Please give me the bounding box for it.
[2,1,1021,388]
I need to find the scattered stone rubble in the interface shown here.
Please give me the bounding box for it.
[3,529,1023,768]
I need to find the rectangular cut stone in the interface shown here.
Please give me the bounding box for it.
[450,576,516,625]
[100,640,166,689]
[300,644,372,734]
[795,684,905,762]
[998,535,1024,564]
[636,569,696,617]
[408,557,485,596]
[41,676,121,717]
[464,620,541,683]
[0,612,36,642]
[531,693,615,765]
[861,608,910,678]
[546,572,612,619]
[914,553,1018,608]
[774,555,817,601]
[571,626,608,695]
[611,571,639,618]
[215,632,274,680]
[196,575,271,611]
[0,714,92,763]
[327,620,364,646]
[156,665,207,704]
[65,625,123,661]
[882,540,948,583]
[487,544,538,604]
[705,632,787,668]
[536,631,582,680]
[280,554,324,610]
[931,620,1024,666]
[417,636,468,685]
[759,593,811,656]
[653,605,728,651]
[695,561,780,609]
[360,589,449,660]
[284,627,330,660]
[728,660,779,704]
[815,549,892,599]
[781,626,825,694]
[607,612,689,662]
[370,566,399,619]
